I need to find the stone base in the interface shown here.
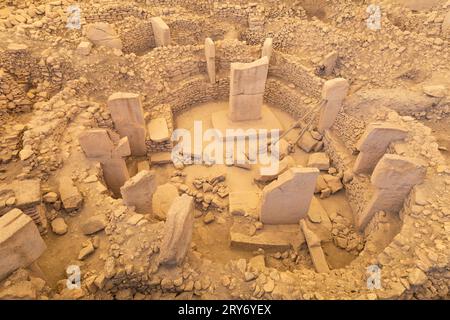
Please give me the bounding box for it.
[211,106,284,140]
[150,152,172,165]
[230,219,304,251]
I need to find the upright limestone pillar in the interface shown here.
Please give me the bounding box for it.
[120,170,157,213]
[261,38,273,61]
[357,154,426,231]
[260,167,319,224]
[317,78,349,133]
[150,17,171,47]
[205,38,216,83]
[229,56,269,122]
[79,129,131,197]
[107,92,147,157]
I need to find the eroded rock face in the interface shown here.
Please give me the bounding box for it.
[85,22,122,50]
[158,194,194,266]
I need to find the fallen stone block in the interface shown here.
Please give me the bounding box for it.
[80,215,107,235]
[297,131,319,153]
[0,209,47,281]
[230,223,303,251]
[51,218,67,235]
[59,177,83,211]
[300,219,330,273]
[85,22,122,50]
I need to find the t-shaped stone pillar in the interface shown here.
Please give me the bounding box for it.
[317,78,349,133]
[356,154,426,231]
[260,167,319,224]
[79,129,131,197]
[107,92,147,157]
[120,170,157,213]
[205,37,216,84]
[353,123,408,175]
[229,56,269,122]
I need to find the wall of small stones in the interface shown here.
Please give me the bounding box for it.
[146,76,227,116]
[264,78,317,118]
[322,129,372,220]
[0,45,38,85]
[271,51,324,99]
[82,3,150,24]
[216,39,260,71]
[19,78,91,180]
[0,124,26,165]
[0,70,32,115]
[332,111,367,153]
[145,104,174,152]
[117,17,156,54]
[0,44,68,98]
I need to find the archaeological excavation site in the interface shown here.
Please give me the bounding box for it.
[0,0,449,302]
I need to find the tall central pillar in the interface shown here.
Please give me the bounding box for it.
[229,56,269,122]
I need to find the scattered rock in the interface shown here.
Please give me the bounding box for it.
[80,215,107,235]
[51,217,68,235]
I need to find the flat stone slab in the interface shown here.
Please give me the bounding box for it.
[147,117,169,142]
[150,152,172,165]
[230,220,304,251]
[211,106,283,140]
